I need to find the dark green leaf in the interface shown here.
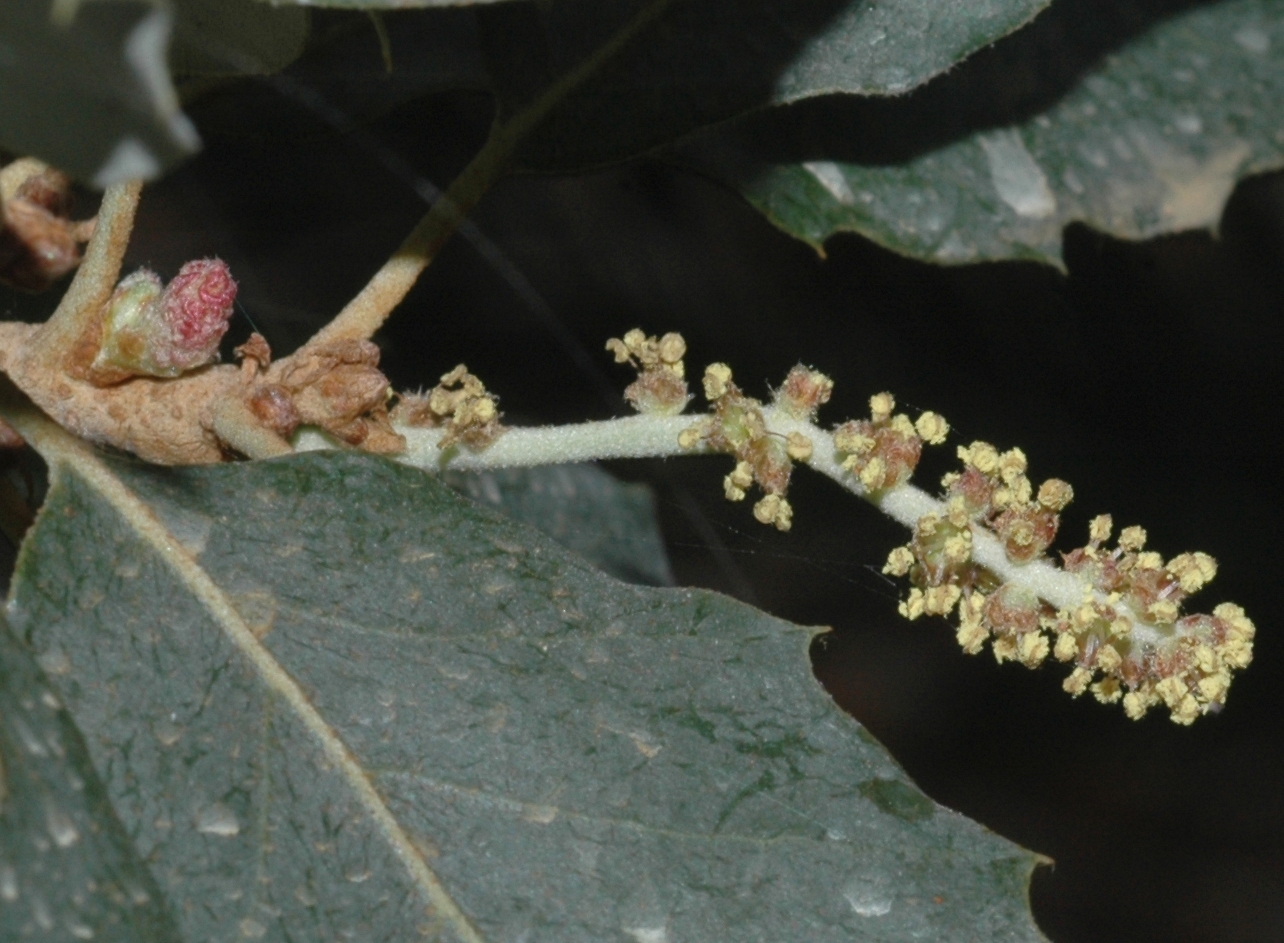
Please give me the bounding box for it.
[0,614,180,942]
[257,0,514,8]
[444,464,675,587]
[170,0,309,79]
[675,0,1284,267]
[0,0,198,185]
[9,449,1049,941]
[0,0,310,185]
[480,0,1048,171]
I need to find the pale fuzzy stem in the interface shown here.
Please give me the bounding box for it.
[294,414,704,470]
[306,131,510,347]
[308,0,678,348]
[764,411,1091,613]
[209,398,293,461]
[295,406,1094,614]
[29,180,141,365]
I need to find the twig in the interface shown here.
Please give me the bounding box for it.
[294,409,1091,614]
[309,0,678,346]
[28,181,141,366]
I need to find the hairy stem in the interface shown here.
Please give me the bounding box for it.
[306,128,511,347]
[294,407,1092,613]
[309,0,678,347]
[29,180,141,366]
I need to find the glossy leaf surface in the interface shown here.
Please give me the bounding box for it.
[675,0,1284,267]
[7,446,1048,941]
[479,0,1049,170]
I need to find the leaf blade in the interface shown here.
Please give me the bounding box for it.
[444,464,675,587]
[0,612,182,942]
[0,1,198,185]
[675,0,1284,267]
[6,409,1048,940]
[480,0,1049,171]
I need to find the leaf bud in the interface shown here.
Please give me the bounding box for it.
[90,259,236,383]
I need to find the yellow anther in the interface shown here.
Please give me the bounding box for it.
[1197,672,1229,704]
[869,392,895,422]
[914,411,949,445]
[1171,695,1200,725]
[1053,633,1078,661]
[1063,667,1093,697]
[1073,603,1099,629]
[1155,676,1188,709]
[1095,644,1122,673]
[1122,691,1151,720]
[728,461,754,490]
[858,456,886,491]
[924,584,962,616]
[1007,519,1035,547]
[1091,678,1122,703]
[945,496,970,528]
[702,363,733,400]
[752,493,780,524]
[899,588,926,620]
[956,622,988,655]
[888,414,915,437]
[605,328,688,373]
[677,423,706,449]
[1119,525,1147,552]
[1017,632,1049,667]
[833,427,875,455]
[785,431,813,461]
[1089,514,1113,544]
[1168,552,1218,592]
[752,494,792,531]
[1148,600,1179,624]
[1037,478,1074,511]
[914,513,941,539]
[997,448,1027,485]
[605,337,632,364]
[1221,636,1253,669]
[1135,551,1163,571]
[775,498,794,531]
[657,332,686,366]
[1213,603,1255,639]
[992,636,1018,663]
[883,546,915,577]
[958,441,999,474]
[1193,645,1218,674]
[943,534,971,564]
[1109,617,1132,637]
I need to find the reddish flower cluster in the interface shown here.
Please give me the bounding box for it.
[1051,517,1253,723]
[606,329,690,416]
[773,363,834,421]
[392,364,503,451]
[678,362,824,531]
[884,436,1255,723]
[833,392,948,494]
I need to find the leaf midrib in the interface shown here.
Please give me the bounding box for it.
[3,400,489,943]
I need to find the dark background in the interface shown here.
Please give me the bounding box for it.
[4,6,1283,941]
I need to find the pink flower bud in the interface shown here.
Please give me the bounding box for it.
[90,259,237,382]
[156,258,237,371]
